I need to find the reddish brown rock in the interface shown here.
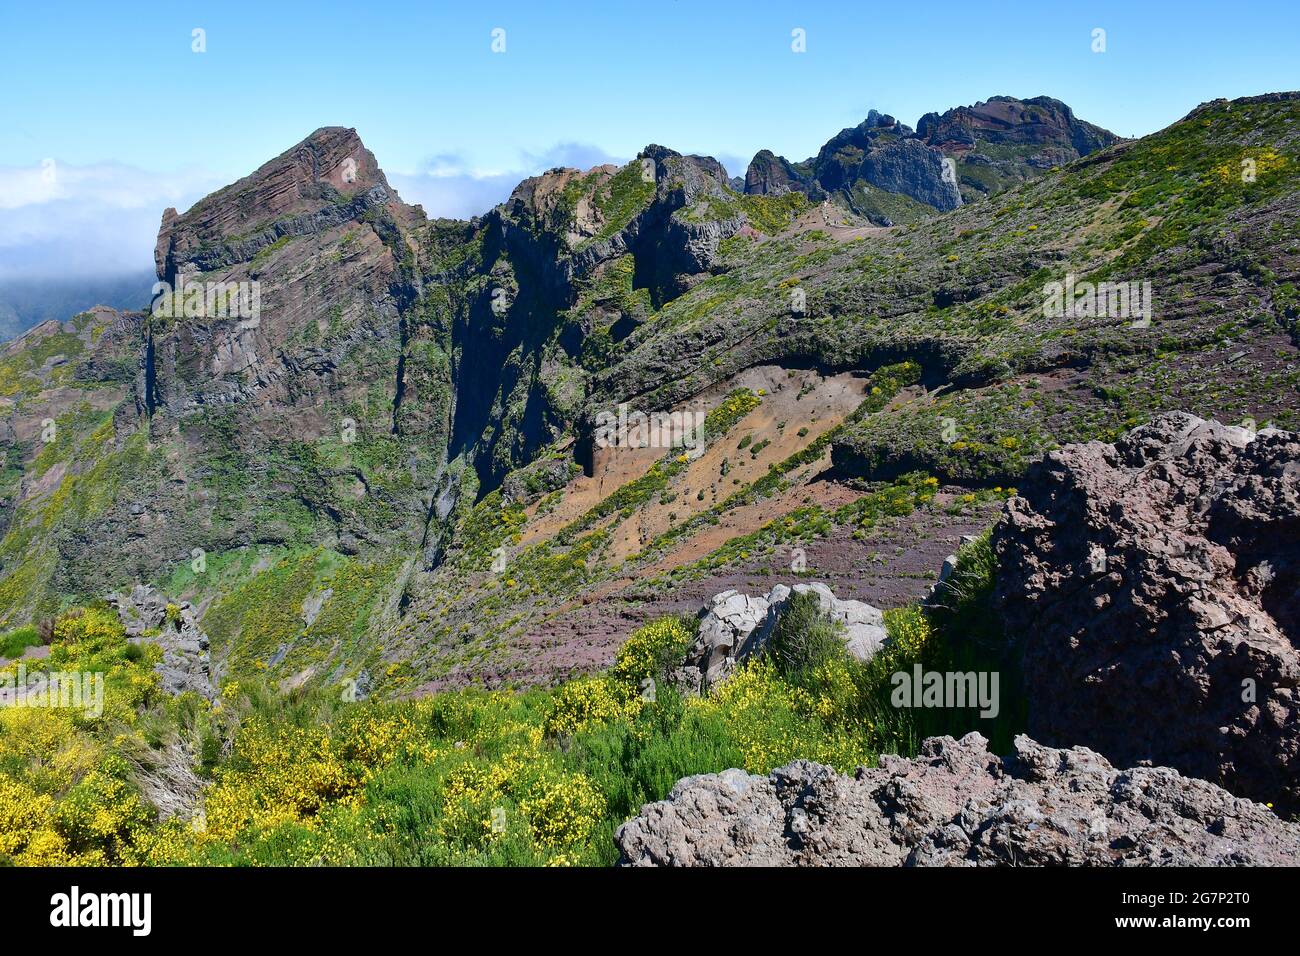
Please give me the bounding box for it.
[993,413,1300,811]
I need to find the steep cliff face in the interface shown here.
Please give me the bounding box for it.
[0,123,823,677]
[0,307,144,624]
[443,144,781,495]
[0,129,451,653]
[132,128,451,592]
[148,126,424,432]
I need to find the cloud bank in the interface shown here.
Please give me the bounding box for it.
[0,161,223,282]
[0,142,745,282]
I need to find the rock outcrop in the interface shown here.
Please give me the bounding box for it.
[615,732,1300,866]
[148,126,422,425]
[916,95,1121,197]
[108,585,215,698]
[917,95,1117,155]
[743,109,962,217]
[993,414,1300,811]
[743,96,1120,218]
[742,149,806,197]
[673,582,887,691]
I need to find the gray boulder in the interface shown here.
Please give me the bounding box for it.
[675,583,887,692]
[674,589,772,690]
[615,733,1300,866]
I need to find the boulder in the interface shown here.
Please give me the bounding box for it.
[674,583,887,692]
[674,589,772,690]
[615,733,1300,866]
[992,413,1300,811]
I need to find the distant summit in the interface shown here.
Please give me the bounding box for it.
[916,95,1122,196]
[743,95,1121,224]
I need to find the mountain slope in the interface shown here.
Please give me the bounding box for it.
[0,92,1296,699]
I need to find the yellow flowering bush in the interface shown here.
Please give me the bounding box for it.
[51,758,152,864]
[202,717,359,838]
[0,705,83,781]
[1213,148,1287,184]
[882,605,934,664]
[799,658,859,722]
[335,708,441,772]
[438,753,525,845]
[0,589,1018,867]
[519,770,604,850]
[45,606,162,725]
[0,776,68,864]
[438,744,604,856]
[610,617,693,688]
[688,660,861,772]
[543,676,627,737]
[0,606,168,865]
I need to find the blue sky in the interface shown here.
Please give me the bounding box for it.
[1,0,1297,279]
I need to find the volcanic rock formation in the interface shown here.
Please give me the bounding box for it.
[616,732,1300,866]
[993,413,1300,811]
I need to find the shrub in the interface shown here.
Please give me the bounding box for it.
[925,530,1001,651]
[0,776,66,865]
[610,617,694,687]
[543,677,627,738]
[764,591,847,680]
[0,626,41,659]
[0,568,1028,867]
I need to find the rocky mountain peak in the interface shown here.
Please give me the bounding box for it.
[742,104,949,220]
[154,126,412,283]
[636,144,732,202]
[916,94,1120,157]
[743,93,1121,221]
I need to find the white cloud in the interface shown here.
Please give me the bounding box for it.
[0,161,222,281]
[0,143,650,280]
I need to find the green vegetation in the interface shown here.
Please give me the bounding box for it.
[0,329,87,399]
[585,163,657,245]
[0,414,153,628]
[0,625,41,659]
[765,590,847,680]
[703,387,761,438]
[560,456,690,541]
[0,93,1295,869]
[681,187,810,235]
[200,548,399,683]
[1,544,1019,866]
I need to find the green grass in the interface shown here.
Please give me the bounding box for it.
[681,187,810,235]
[2,549,1024,867]
[0,625,41,659]
[586,164,657,245]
